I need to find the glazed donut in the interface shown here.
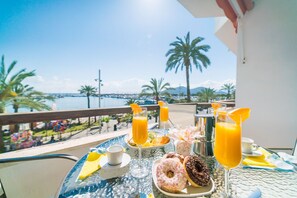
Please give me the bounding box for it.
[156,158,187,193]
[183,155,210,187]
[163,152,185,164]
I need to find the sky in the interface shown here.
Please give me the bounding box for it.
[0,0,236,94]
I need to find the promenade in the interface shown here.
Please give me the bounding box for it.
[48,104,197,142]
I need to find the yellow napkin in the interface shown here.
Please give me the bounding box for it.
[242,147,276,168]
[78,152,105,180]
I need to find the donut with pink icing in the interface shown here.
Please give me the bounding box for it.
[156,158,187,193]
[163,152,185,164]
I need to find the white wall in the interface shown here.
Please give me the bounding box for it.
[215,17,237,54]
[236,0,297,148]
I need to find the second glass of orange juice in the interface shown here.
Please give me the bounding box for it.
[131,107,149,178]
[159,102,169,133]
[214,110,242,197]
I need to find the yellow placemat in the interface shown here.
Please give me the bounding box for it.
[242,147,276,168]
[77,152,105,180]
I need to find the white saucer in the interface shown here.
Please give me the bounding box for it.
[242,150,263,157]
[98,153,131,179]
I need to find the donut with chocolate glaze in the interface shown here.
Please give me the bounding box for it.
[183,155,210,187]
[163,152,184,164]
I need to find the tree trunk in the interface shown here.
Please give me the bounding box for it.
[87,96,90,108]
[30,108,34,130]
[155,94,159,104]
[0,125,3,152]
[0,108,4,151]
[87,96,90,126]
[186,66,191,102]
[14,106,20,132]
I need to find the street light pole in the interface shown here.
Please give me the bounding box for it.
[98,69,101,108]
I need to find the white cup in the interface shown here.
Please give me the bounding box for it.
[242,137,258,154]
[106,145,124,166]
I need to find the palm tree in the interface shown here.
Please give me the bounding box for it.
[0,55,35,150]
[221,83,235,99]
[11,85,55,130]
[197,88,216,102]
[231,89,236,99]
[27,91,55,112]
[0,55,36,113]
[11,84,53,113]
[165,32,211,102]
[125,98,138,106]
[78,85,97,126]
[78,85,97,108]
[140,78,171,103]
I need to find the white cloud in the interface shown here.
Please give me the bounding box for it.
[196,79,236,90]
[171,79,236,90]
[24,76,148,93]
[25,75,45,83]
[25,75,235,94]
[102,78,147,94]
[25,75,78,93]
[102,78,236,93]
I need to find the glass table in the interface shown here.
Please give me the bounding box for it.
[58,134,297,198]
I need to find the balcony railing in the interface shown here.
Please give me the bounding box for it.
[0,101,236,126]
[0,105,160,126]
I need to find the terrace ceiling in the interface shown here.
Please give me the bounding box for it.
[178,0,254,54]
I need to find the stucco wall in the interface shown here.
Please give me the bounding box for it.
[236,0,297,148]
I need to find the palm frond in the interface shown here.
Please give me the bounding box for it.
[190,37,204,48]
[196,44,210,52]
[7,60,18,76]
[140,78,171,101]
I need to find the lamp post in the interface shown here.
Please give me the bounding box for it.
[179,84,181,100]
[95,69,103,108]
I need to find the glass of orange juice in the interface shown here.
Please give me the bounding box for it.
[131,107,149,178]
[158,101,169,133]
[214,110,242,197]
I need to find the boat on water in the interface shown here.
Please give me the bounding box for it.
[136,99,156,105]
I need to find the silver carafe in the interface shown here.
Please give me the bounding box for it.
[193,114,215,157]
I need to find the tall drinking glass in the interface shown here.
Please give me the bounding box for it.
[131,107,149,178]
[214,110,242,197]
[160,103,169,132]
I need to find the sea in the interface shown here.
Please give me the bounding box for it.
[5,97,128,113]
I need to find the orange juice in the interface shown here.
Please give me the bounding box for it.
[214,122,242,169]
[160,106,169,122]
[132,116,148,145]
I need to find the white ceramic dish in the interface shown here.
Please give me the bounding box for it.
[124,133,171,150]
[242,150,263,157]
[98,153,131,179]
[152,159,215,197]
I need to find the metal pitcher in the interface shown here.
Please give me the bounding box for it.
[193,114,215,157]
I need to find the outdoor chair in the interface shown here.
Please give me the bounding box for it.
[0,179,6,198]
[0,153,78,164]
[0,154,78,197]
